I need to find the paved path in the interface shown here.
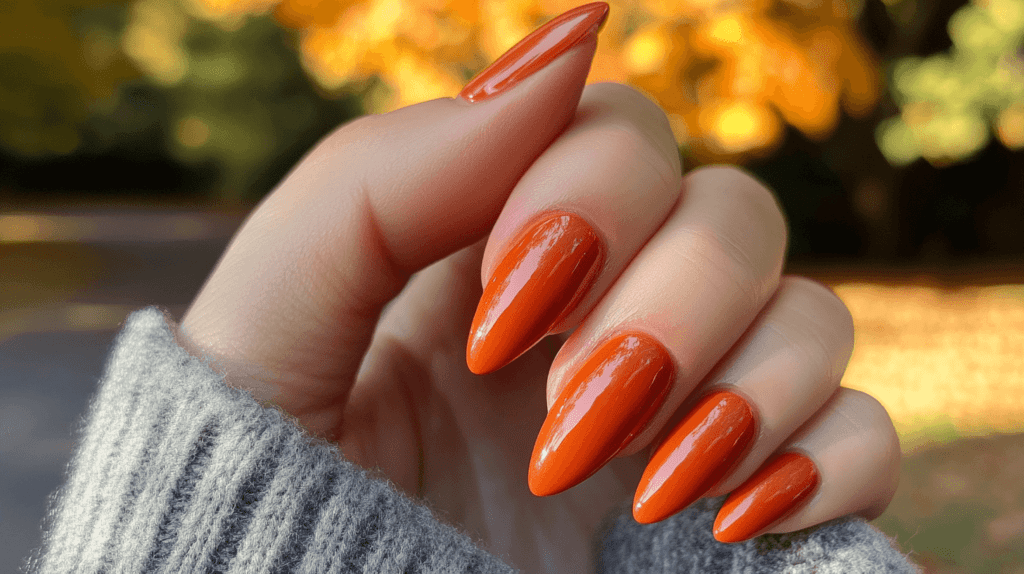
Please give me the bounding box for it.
[1,330,117,569]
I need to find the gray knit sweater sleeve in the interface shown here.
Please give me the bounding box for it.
[30,309,919,573]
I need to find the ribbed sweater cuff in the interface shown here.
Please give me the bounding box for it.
[32,308,514,573]
[597,496,921,573]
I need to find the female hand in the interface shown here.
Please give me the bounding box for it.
[179,4,900,572]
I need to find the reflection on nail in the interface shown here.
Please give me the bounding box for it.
[467,212,604,374]
[713,451,819,543]
[529,332,673,496]
[633,391,756,524]
[458,2,610,102]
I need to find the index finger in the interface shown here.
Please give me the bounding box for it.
[467,82,683,374]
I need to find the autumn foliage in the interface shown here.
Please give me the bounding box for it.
[185,0,882,162]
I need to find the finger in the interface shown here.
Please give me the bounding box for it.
[631,276,853,523]
[179,4,608,427]
[341,241,493,490]
[713,388,901,543]
[528,166,787,496]
[465,82,682,374]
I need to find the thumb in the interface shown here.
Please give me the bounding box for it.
[180,3,608,412]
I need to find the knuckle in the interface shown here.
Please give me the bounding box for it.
[830,391,901,518]
[690,165,788,242]
[600,124,681,192]
[743,182,787,246]
[839,390,902,516]
[841,389,900,458]
[682,166,788,270]
[583,82,682,179]
[785,276,856,346]
[599,117,658,156]
[844,388,889,425]
[679,223,764,311]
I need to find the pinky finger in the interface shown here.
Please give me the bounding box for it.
[713,388,901,543]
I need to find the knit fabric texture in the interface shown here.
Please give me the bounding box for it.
[29,309,513,574]
[598,497,919,573]
[28,308,920,573]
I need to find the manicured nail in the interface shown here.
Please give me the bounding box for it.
[713,451,820,543]
[633,391,756,524]
[528,332,674,496]
[467,212,604,374]
[458,2,610,103]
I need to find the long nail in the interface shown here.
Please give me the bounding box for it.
[467,212,604,374]
[633,391,756,524]
[458,2,610,103]
[528,332,673,496]
[713,451,820,543]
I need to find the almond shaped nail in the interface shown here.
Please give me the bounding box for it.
[459,2,610,103]
[633,391,756,524]
[467,212,604,374]
[713,451,820,543]
[529,332,674,496]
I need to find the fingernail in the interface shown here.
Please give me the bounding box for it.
[467,212,604,374]
[713,451,820,543]
[633,391,756,524]
[528,332,673,496]
[458,2,610,103]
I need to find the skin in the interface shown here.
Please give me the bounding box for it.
[178,39,901,574]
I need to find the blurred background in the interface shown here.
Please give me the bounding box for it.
[1,0,1022,571]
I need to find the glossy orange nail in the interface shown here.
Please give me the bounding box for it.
[458,2,610,102]
[467,212,604,374]
[528,332,674,496]
[713,451,820,543]
[633,391,756,524]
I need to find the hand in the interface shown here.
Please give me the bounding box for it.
[179,3,900,573]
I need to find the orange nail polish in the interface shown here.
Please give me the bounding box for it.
[633,391,756,524]
[528,332,673,496]
[458,2,610,102]
[713,451,820,543]
[467,212,604,374]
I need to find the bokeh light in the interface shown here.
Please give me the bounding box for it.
[158,0,883,162]
[878,0,1024,166]
[0,0,136,157]
[834,281,1024,451]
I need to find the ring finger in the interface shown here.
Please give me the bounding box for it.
[713,387,900,542]
[631,276,854,523]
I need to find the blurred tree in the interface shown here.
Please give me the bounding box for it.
[4,0,1020,258]
[182,0,883,163]
[877,0,1024,166]
[118,0,363,202]
[0,0,137,157]
[0,0,361,202]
